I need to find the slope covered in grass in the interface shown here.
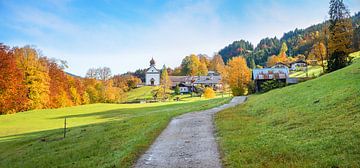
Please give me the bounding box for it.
[126,86,155,102]
[289,65,324,78]
[0,97,230,168]
[216,60,360,167]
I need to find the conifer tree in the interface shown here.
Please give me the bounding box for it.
[328,0,353,71]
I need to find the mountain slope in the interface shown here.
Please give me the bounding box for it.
[215,59,360,167]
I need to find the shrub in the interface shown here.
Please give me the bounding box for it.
[260,80,286,92]
[174,84,180,95]
[203,87,216,99]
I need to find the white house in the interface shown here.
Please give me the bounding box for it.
[290,60,307,71]
[145,58,160,86]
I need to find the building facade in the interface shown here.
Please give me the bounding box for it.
[145,58,160,86]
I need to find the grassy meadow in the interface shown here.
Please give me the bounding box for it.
[289,65,324,78]
[125,86,155,102]
[215,59,360,167]
[0,96,231,168]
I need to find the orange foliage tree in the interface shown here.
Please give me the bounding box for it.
[0,44,27,114]
[224,56,251,96]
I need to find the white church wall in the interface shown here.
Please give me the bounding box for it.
[146,73,160,86]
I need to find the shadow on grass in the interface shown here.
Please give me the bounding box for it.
[0,97,229,143]
[0,97,230,167]
[48,98,222,120]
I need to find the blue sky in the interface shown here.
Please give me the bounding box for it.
[1,0,359,76]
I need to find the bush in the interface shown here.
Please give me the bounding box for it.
[203,87,216,99]
[231,87,246,96]
[174,84,180,95]
[260,80,286,92]
[247,81,256,95]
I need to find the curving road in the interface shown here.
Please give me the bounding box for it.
[134,96,247,168]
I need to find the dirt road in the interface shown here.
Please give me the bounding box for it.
[134,96,247,168]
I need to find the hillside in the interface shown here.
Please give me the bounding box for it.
[218,12,360,66]
[0,97,230,168]
[215,59,360,167]
[125,86,156,102]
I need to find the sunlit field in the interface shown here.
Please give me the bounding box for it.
[0,96,230,168]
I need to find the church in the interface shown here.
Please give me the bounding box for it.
[145,58,160,86]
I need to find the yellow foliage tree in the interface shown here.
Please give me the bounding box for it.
[203,87,215,98]
[266,55,280,67]
[15,47,50,110]
[189,54,201,76]
[225,56,251,96]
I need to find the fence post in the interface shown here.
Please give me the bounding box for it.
[63,117,67,138]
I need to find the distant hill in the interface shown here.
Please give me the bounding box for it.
[216,53,360,167]
[219,12,360,67]
[65,72,82,78]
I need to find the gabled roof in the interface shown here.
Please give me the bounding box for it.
[169,75,222,86]
[290,60,307,64]
[146,66,160,73]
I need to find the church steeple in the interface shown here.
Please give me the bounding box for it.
[150,58,155,66]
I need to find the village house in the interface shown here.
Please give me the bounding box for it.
[271,62,289,69]
[252,67,289,92]
[169,73,222,93]
[290,60,308,71]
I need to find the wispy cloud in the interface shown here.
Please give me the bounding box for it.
[0,0,359,76]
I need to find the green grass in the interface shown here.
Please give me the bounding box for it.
[289,65,324,78]
[216,59,360,167]
[0,96,231,168]
[350,51,360,61]
[125,86,156,102]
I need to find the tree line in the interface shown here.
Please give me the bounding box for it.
[0,44,141,114]
[218,0,359,72]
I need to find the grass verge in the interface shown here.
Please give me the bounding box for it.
[215,60,360,167]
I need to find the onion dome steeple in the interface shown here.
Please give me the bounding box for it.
[150,58,155,66]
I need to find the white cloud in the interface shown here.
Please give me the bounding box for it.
[2,0,359,76]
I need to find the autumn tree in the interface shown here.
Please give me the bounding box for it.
[45,58,72,108]
[15,46,50,110]
[266,55,280,67]
[209,54,225,72]
[112,75,141,91]
[199,62,208,76]
[225,56,251,96]
[327,0,353,71]
[308,42,327,71]
[180,54,209,76]
[0,44,27,114]
[156,65,171,100]
[198,54,210,67]
[189,54,201,76]
[278,42,289,63]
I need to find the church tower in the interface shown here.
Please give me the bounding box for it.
[145,58,160,86]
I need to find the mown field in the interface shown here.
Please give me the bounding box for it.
[216,59,360,167]
[0,96,231,168]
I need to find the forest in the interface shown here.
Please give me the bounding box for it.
[0,45,141,114]
[218,12,360,68]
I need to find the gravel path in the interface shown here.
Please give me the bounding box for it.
[134,96,247,168]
